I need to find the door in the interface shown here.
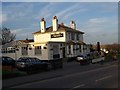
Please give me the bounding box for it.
[53,45,60,59]
[62,47,65,58]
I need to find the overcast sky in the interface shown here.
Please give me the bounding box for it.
[2,2,118,44]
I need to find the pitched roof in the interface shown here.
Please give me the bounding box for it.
[33,24,84,34]
[2,39,34,48]
[18,39,34,43]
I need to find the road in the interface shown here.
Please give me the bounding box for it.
[3,61,119,89]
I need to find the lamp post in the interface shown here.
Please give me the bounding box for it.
[15,41,17,60]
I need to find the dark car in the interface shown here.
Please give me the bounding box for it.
[0,56,16,67]
[16,57,49,72]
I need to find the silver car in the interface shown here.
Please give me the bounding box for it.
[76,54,90,65]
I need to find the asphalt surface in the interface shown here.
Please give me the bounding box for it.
[2,60,119,89]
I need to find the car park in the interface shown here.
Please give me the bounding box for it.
[0,56,16,67]
[15,57,49,73]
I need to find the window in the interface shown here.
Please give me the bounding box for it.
[35,46,42,55]
[1,48,5,53]
[76,34,79,40]
[71,33,74,40]
[73,45,75,50]
[1,48,15,53]
[79,45,81,52]
[9,48,15,53]
[44,47,47,49]
[68,32,71,40]
[83,45,87,50]
[68,45,71,54]
[5,48,7,53]
[79,34,83,41]
[21,47,28,55]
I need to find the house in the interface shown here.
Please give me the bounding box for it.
[1,16,90,61]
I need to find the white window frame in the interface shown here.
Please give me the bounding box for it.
[35,46,42,55]
[21,47,28,55]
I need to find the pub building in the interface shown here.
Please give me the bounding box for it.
[1,16,90,61]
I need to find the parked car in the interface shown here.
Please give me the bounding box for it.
[76,54,91,65]
[15,57,49,72]
[0,56,16,67]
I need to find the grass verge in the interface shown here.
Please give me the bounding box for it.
[2,70,27,79]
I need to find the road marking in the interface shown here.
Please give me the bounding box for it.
[95,75,112,82]
[73,84,85,88]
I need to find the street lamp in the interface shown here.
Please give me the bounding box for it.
[103,49,106,52]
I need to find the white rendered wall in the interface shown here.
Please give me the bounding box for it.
[66,32,83,42]
[2,53,16,60]
[34,31,66,43]
[33,43,49,60]
[2,47,21,60]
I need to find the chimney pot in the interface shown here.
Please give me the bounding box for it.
[61,22,64,26]
[41,18,44,21]
[53,16,57,19]
[71,21,74,24]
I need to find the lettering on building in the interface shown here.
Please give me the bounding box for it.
[51,33,63,38]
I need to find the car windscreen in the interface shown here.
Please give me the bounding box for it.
[7,57,15,61]
[17,58,27,62]
[78,55,84,57]
[32,58,42,62]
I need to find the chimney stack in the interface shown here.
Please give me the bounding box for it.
[61,22,64,26]
[70,21,76,29]
[52,16,58,31]
[40,18,46,33]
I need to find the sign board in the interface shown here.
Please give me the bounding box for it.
[51,33,63,38]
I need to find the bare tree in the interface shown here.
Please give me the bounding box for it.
[0,27,16,45]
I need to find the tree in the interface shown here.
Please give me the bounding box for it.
[0,27,16,45]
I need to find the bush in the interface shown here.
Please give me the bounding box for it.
[116,54,120,60]
[104,53,112,62]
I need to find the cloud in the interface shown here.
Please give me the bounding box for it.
[56,4,87,21]
[56,4,78,17]
[11,28,23,34]
[35,2,59,21]
[36,3,87,26]
[88,18,107,24]
[11,27,34,40]
[99,3,118,13]
[82,17,118,44]
[83,17,117,32]
[2,3,34,23]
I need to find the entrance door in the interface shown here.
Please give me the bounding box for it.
[62,47,65,58]
[53,45,59,59]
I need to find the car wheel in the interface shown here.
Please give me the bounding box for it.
[47,64,52,70]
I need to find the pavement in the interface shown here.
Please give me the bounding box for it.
[2,60,119,89]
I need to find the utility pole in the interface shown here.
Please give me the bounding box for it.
[97,42,100,53]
